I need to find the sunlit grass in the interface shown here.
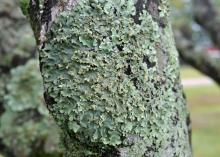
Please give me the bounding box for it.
[181,67,220,157]
[185,85,219,98]
[181,66,205,79]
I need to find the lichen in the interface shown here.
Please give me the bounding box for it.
[40,0,191,156]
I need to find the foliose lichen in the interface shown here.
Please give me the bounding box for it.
[40,0,191,156]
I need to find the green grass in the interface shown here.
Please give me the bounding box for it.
[181,66,205,79]
[185,84,220,99]
[181,67,220,157]
[193,128,220,157]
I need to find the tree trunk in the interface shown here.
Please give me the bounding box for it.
[27,0,192,156]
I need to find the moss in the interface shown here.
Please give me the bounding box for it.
[40,0,191,156]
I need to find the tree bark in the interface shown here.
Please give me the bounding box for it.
[27,0,192,156]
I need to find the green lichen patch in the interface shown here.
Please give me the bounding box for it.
[40,0,191,156]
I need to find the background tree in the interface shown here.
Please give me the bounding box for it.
[0,0,60,156]
[172,0,220,84]
[26,0,192,156]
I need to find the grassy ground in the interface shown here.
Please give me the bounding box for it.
[181,67,205,79]
[181,66,220,157]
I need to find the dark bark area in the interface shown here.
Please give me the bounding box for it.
[28,0,76,47]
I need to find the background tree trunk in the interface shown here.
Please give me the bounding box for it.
[174,24,220,85]
[0,0,36,154]
[0,1,61,156]
[27,0,192,156]
[173,0,220,85]
[193,0,220,48]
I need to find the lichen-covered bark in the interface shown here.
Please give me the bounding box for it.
[0,60,61,157]
[0,1,36,145]
[27,0,192,156]
[0,0,36,117]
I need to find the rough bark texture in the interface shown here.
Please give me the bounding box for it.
[27,0,192,156]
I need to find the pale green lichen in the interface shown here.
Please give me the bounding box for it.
[41,0,191,156]
[158,0,170,18]
[0,76,6,104]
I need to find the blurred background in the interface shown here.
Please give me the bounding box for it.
[0,0,219,157]
[172,0,220,156]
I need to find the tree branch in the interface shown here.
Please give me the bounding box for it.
[174,25,220,85]
[193,0,220,48]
